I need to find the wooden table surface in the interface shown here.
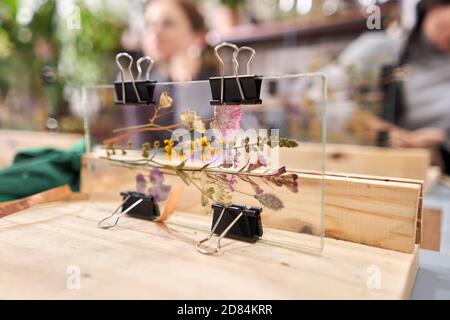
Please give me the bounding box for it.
[0,200,418,299]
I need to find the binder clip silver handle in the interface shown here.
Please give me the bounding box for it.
[195,207,244,255]
[115,52,143,104]
[214,42,245,103]
[137,56,154,81]
[233,46,255,75]
[98,195,143,229]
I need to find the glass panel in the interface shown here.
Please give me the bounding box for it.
[84,73,326,253]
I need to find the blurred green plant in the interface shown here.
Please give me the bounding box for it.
[0,0,127,132]
[219,0,245,10]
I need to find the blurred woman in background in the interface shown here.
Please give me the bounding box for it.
[388,0,450,172]
[141,0,217,81]
[329,0,450,173]
[122,0,217,147]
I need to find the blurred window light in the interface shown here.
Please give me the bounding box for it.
[297,0,313,15]
[16,0,45,25]
[358,0,377,6]
[279,0,295,12]
[322,0,339,16]
[16,8,32,25]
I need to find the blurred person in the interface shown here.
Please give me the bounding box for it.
[141,0,217,81]
[384,0,450,173]
[389,0,450,148]
[325,0,450,173]
[120,0,218,148]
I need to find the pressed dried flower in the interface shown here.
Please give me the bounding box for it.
[149,168,164,185]
[265,173,299,193]
[275,166,287,176]
[164,139,176,159]
[148,184,172,202]
[159,91,173,108]
[147,168,172,202]
[247,154,268,171]
[194,119,206,133]
[254,193,284,211]
[136,174,147,194]
[216,173,238,192]
[180,109,203,132]
[211,104,242,139]
[196,136,211,161]
[279,138,299,148]
[258,155,268,166]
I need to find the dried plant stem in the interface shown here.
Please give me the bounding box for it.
[103,123,183,145]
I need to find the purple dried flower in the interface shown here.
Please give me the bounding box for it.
[253,184,264,195]
[148,184,172,202]
[258,155,268,166]
[149,168,164,185]
[136,174,147,194]
[228,174,238,192]
[233,151,239,168]
[215,173,238,192]
[247,155,269,171]
[275,166,287,176]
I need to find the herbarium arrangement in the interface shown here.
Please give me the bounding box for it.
[101,91,300,212]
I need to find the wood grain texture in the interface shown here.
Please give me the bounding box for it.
[86,155,423,254]
[0,185,72,218]
[0,201,419,299]
[280,143,430,180]
[420,208,442,252]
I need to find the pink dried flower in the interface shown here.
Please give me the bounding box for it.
[211,104,242,139]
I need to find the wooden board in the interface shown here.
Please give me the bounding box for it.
[87,155,423,254]
[281,143,430,181]
[419,208,442,252]
[0,201,419,299]
[173,173,422,254]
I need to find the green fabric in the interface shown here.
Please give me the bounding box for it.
[0,139,85,202]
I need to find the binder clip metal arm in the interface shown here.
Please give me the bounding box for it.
[137,56,154,81]
[234,46,256,76]
[98,194,143,229]
[196,204,263,255]
[116,53,143,104]
[98,192,159,229]
[214,42,244,104]
[196,206,244,255]
[114,53,156,105]
[209,43,262,105]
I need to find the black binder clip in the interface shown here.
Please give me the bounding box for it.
[98,191,160,229]
[196,204,263,255]
[209,42,263,106]
[114,53,156,105]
